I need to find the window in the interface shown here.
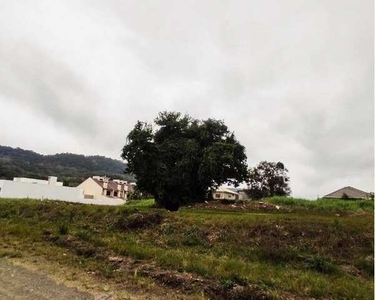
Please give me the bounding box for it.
[215,193,221,198]
[114,192,118,197]
[106,190,111,196]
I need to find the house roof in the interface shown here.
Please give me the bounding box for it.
[92,178,126,192]
[216,188,239,195]
[323,186,370,199]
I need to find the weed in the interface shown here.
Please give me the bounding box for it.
[304,255,338,274]
[114,211,164,230]
[0,249,22,258]
[221,279,235,290]
[58,224,69,235]
[356,256,374,276]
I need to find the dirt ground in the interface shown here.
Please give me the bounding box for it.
[0,253,203,300]
[191,200,283,211]
[0,258,105,300]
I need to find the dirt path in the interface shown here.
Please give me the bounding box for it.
[0,258,98,300]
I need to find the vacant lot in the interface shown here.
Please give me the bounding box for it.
[0,198,373,299]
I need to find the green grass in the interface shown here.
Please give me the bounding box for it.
[0,197,373,299]
[125,198,155,207]
[265,196,374,212]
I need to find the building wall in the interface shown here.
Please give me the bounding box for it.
[76,178,104,199]
[13,177,63,186]
[213,192,222,199]
[213,192,238,200]
[0,180,83,201]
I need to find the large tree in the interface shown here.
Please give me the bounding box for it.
[121,111,248,211]
[245,161,291,200]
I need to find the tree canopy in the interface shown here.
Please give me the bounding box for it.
[121,111,248,210]
[245,161,291,200]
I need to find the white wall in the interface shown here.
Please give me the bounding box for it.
[77,177,104,199]
[13,177,63,186]
[0,180,83,201]
[212,191,238,200]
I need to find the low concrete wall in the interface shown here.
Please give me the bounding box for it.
[0,180,126,206]
[64,198,126,206]
[0,180,84,202]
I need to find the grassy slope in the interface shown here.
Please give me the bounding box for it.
[265,196,374,212]
[0,198,373,299]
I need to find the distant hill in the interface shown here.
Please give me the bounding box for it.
[0,145,135,186]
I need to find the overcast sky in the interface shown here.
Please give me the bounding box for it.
[0,0,373,198]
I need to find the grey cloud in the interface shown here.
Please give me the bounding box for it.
[0,42,101,136]
[0,0,373,198]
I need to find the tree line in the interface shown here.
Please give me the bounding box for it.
[0,145,135,186]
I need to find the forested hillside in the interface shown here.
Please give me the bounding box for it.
[0,145,134,186]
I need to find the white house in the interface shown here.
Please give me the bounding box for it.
[0,176,84,201]
[77,176,129,201]
[212,187,239,200]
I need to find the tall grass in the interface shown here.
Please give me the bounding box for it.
[125,198,155,207]
[265,196,374,212]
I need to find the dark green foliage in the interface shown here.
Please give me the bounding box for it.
[122,111,248,211]
[304,255,338,274]
[221,279,235,290]
[245,161,291,200]
[127,186,146,200]
[58,224,69,235]
[356,257,374,276]
[0,145,134,186]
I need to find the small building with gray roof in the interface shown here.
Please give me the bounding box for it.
[322,186,371,200]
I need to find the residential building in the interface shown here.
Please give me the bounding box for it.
[212,187,239,200]
[0,176,83,201]
[77,176,129,200]
[322,186,371,200]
